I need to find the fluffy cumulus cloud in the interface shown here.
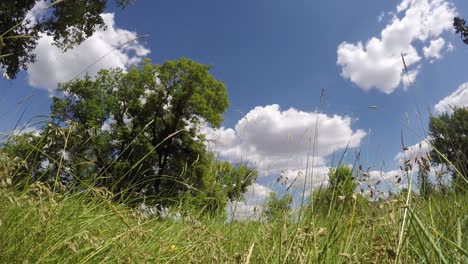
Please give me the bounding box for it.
[226,183,273,221]
[394,137,432,165]
[27,13,150,91]
[12,125,42,137]
[281,167,330,190]
[203,104,366,189]
[363,164,452,197]
[434,82,468,114]
[242,183,272,203]
[423,37,445,61]
[362,136,441,195]
[358,168,414,199]
[226,202,262,221]
[337,0,456,93]
[26,0,48,24]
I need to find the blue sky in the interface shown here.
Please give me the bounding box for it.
[1,0,468,212]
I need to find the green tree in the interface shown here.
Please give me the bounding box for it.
[215,161,258,201]
[454,17,468,45]
[184,159,258,215]
[417,160,432,199]
[263,192,293,221]
[328,164,357,200]
[3,58,257,212]
[0,0,134,79]
[429,107,468,191]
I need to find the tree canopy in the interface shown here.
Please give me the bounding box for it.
[328,164,356,199]
[0,0,134,79]
[3,58,257,212]
[263,192,293,221]
[429,107,468,190]
[453,17,468,45]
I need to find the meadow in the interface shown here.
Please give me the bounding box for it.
[1,164,467,263]
[1,2,467,263]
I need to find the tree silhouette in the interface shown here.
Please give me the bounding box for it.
[0,0,134,79]
[453,17,468,45]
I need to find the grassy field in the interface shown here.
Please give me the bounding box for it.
[1,2,467,263]
[1,179,466,263]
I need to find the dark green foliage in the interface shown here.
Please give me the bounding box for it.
[302,166,357,217]
[2,58,257,212]
[215,161,257,201]
[0,1,39,79]
[417,162,433,199]
[37,0,107,51]
[429,107,468,191]
[0,0,134,79]
[453,17,468,45]
[263,192,293,221]
[328,164,357,199]
[179,159,258,216]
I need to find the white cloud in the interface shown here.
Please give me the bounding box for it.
[401,66,420,87]
[226,201,262,221]
[204,104,366,180]
[423,37,445,61]
[358,169,412,199]
[367,169,403,185]
[282,167,330,190]
[226,183,273,221]
[26,0,48,25]
[362,165,449,197]
[27,13,150,91]
[362,134,455,196]
[242,183,272,203]
[377,12,385,23]
[394,137,432,165]
[446,42,455,52]
[434,82,468,114]
[361,136,439,195]
[337,0,456,93]
[11,125,42,137]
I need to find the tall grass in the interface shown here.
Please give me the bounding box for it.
[0,4,467,262]
[0,86,466,264]
[0,90,466,263]
[1,158,467,263]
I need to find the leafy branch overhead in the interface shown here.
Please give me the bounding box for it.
[453,17,468,45]
[0,0,134,79]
